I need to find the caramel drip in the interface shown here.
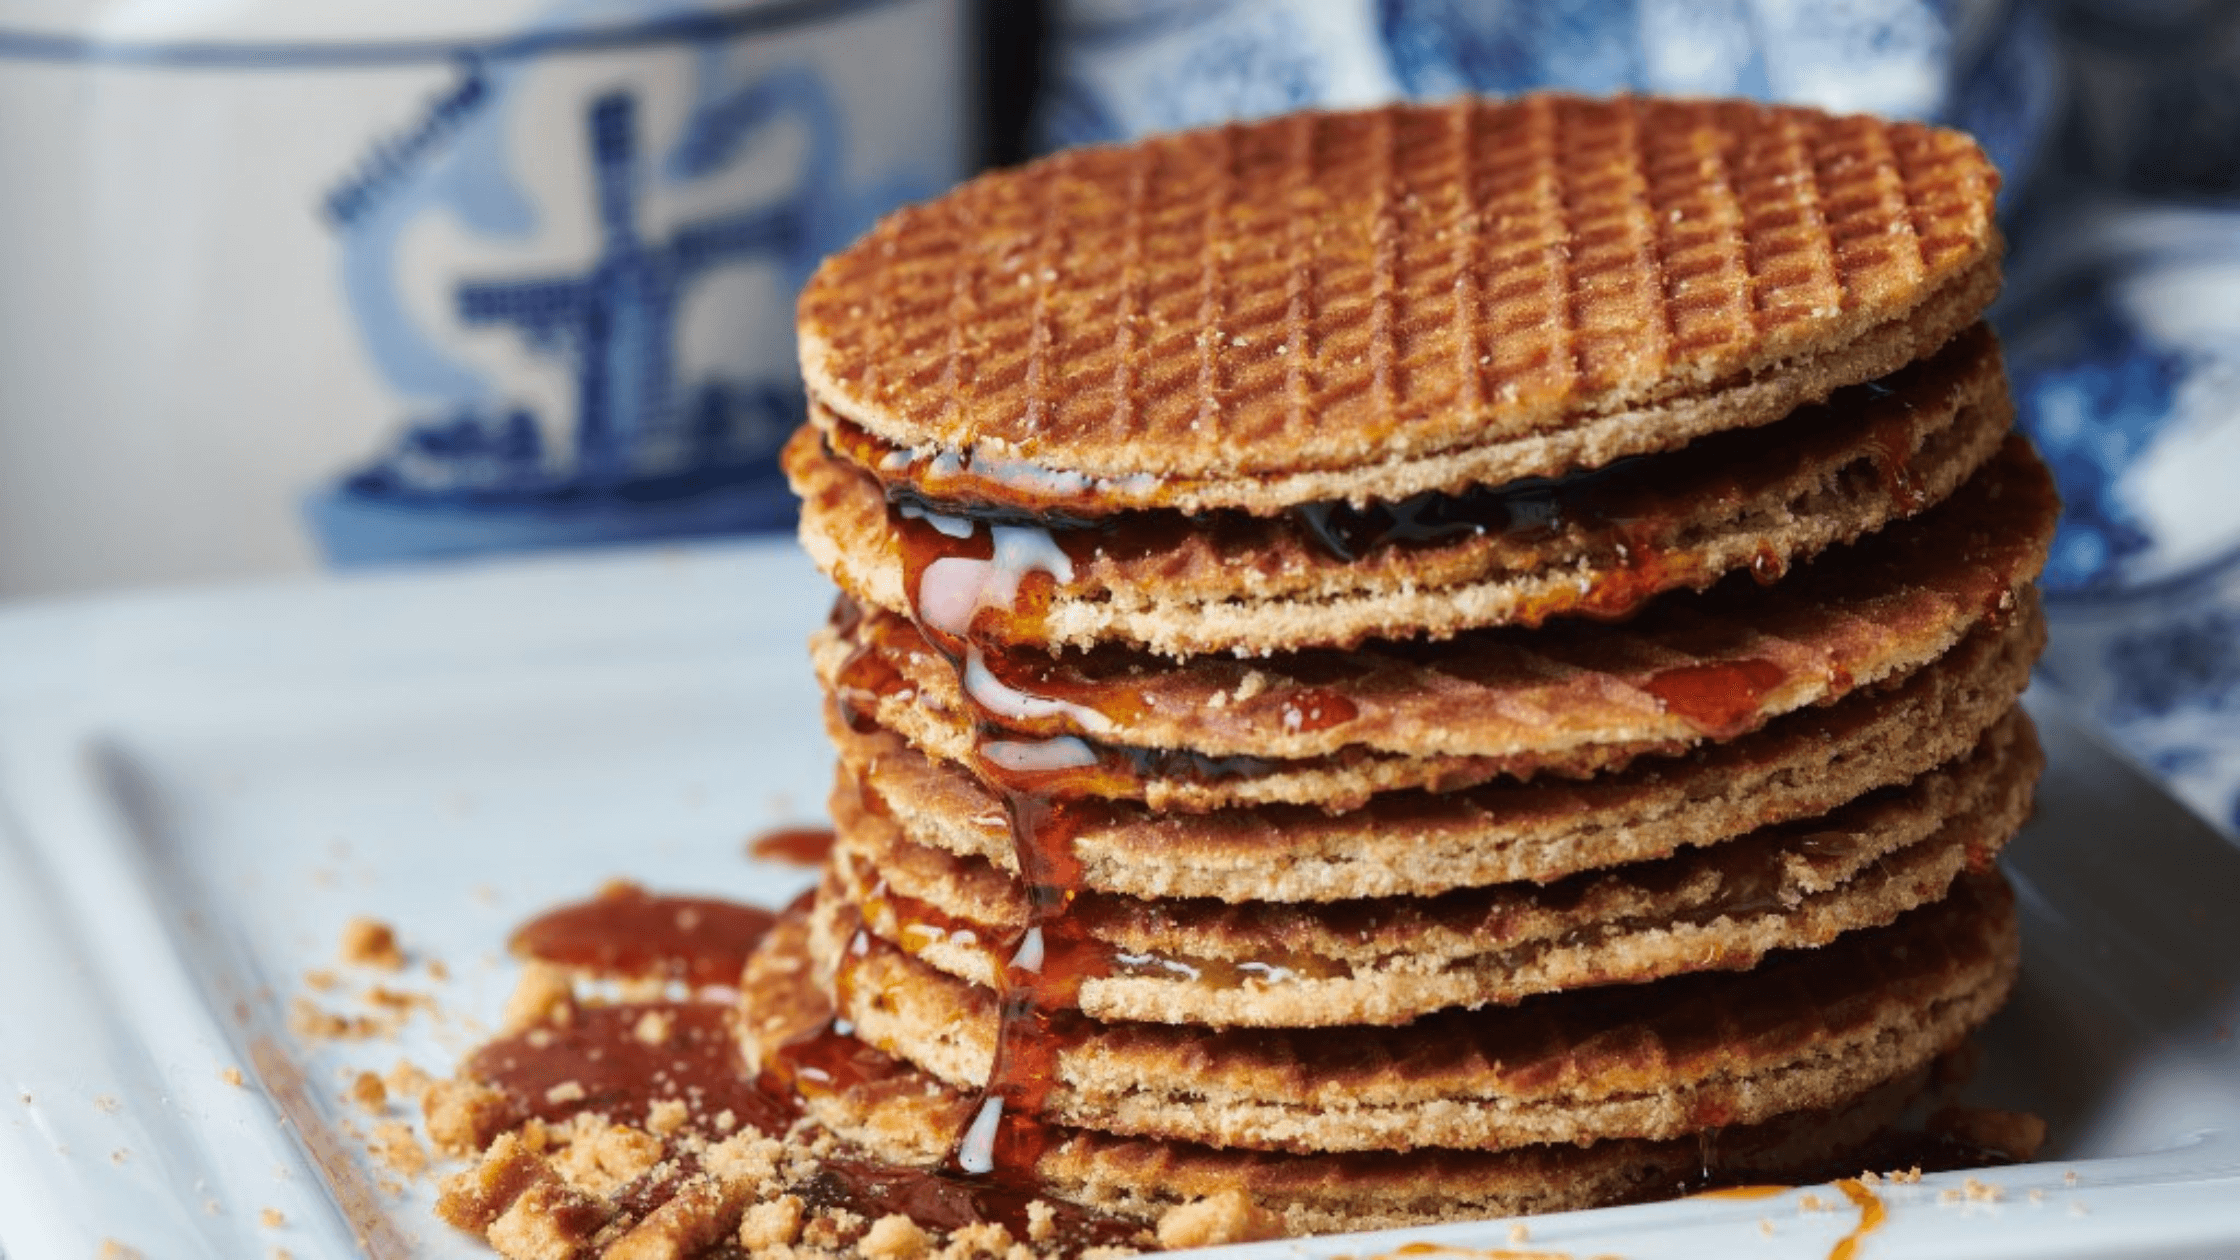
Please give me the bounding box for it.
[1641,658,1792,740]
[1750,543,1790,585]
[475,895,1146,1254]
[879,475,1160,1189]
[1864,407,1927,514]
[509,884,777,989]
[750,826,838,867]
[468,1002,793,1136]
[1829,1178,1886,1260]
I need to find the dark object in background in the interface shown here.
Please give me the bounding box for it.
[973,0,1048,170]
[2054,0,2240,197]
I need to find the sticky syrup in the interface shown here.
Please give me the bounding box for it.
[1641,658,1791,740]
[748,826,837,867]
[509,884,778,989]
[1828,1178,1886,1260]
[879,483,1170,1191]
[1863,410,1927,514]
[463,892,1150,1255]
[467,1001,792,1136]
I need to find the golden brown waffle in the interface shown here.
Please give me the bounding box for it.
[815,438,2053,810]
[1027,1068,1930,1233]
[738,912,1937,1234]
[831,610,2041,899]
[792,324,2015,656]
[826,708,2036,1027]
[810,872,2017,1154]
[798,95,2002,514]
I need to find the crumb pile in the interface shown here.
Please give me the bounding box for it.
[776,93,2054,1234]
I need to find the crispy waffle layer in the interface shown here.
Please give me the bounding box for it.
[810,872,2016,1153]
[832,592,2041,900]
[826,707,2035,1027]
[793,324,2014,655]
[740,912,1936,1234]
[798,96,2002,512]
[814,437,2053,810]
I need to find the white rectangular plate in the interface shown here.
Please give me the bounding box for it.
[2,541,2237,1259]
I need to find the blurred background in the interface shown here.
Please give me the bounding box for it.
[0,0,2235,830]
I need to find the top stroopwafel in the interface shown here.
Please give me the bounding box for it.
[798,94,2002,514]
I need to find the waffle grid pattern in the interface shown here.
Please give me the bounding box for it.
[800,96,1998,483]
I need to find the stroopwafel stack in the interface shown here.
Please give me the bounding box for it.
[753,94,2055,1236]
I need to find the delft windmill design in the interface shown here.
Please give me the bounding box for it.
[312,65,916,563]
[457,79,836,487]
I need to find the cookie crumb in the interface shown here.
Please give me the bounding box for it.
[702,1132,783,1190]
[646,1098,690,1137]
[96,1241,143,1260]
[487,1178,614,1259]
[1507,1223,1529,1244]
[1963,1177,2003,1203]
[861,1213,931,1260]
[349,1072,387,1113]
[552,1118,662,1194]
[632,1009,674,1046]
[383,1061,434,1101]
[738,1195,805,1249]
[109,1149,129,1165]
[601,1173,747,1258]
[287,998,383,1041]
[93,1094,121,1114]
[1155,1190,1283,1249]
[221,1067,245,1088]
[369,1121,430,1179]
[502,963,576,1032]
[939,1220,1012,1257]
[422,1078,512,1156]
[339,917,404,971]
[365,986,433,1014]
[1759,1218,1775,1236]
[801,1206,868,1249]
[260,1208,285,1228]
